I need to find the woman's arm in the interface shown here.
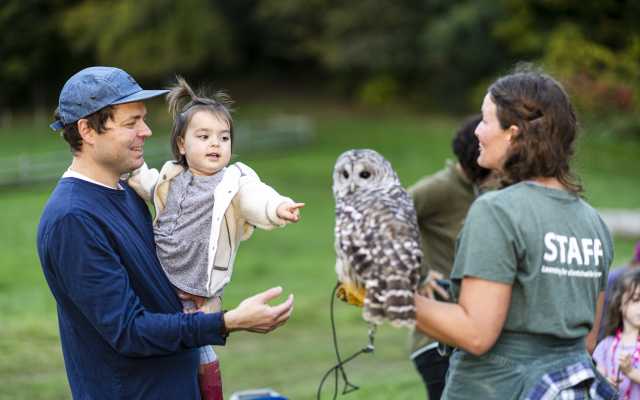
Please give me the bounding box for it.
[415,276,512,356]
[585,291,605,354]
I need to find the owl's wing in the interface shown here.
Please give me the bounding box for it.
[338,186,422,326]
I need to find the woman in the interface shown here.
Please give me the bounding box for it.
[408,114,491,400]
[415,68,616,399]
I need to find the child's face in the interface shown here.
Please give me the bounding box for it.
[622,288,640,329]
[178,111,231,176]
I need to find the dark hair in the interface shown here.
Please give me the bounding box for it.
[55,106,114,154]
[489,66,583,194]
[167,76,233,168]
[603,269,640,337]
[452,114,491,184]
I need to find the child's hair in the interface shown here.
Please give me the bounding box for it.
[603,268,640,336]
[166,76,234,168]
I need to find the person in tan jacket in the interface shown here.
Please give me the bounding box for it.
[128,77,304,400]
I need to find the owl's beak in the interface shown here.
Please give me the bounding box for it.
[348,182,355,194]
[336,281,366,308]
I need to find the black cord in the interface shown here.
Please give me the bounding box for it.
[316,283,375,400]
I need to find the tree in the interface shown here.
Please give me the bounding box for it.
[60,0,236,83]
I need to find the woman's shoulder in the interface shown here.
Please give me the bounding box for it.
[474,181,584,208]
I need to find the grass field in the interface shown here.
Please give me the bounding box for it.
[0,105,638,400]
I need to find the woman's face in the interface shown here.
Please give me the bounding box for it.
[475,93,515,171]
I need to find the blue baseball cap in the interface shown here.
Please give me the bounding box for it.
[50,66,169,131]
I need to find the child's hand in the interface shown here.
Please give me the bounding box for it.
[620,353,634,376]
[277,202,305,223]
[607,375,620,388]
[176,289,207,313]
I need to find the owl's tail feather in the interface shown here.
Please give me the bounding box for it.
[362,279,415,328]
[383,276,416,328]
[362,280,385,326]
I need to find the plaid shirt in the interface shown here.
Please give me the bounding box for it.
[526,360,618,400]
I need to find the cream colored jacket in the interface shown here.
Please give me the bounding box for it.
[128,161,293,296]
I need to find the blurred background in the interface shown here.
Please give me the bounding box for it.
[1,1,639,399]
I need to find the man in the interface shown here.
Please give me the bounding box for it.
[38,66,293,399]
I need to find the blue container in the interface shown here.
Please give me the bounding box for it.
[229,388,287,400]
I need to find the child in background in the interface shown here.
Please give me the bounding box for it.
[594,268,640,399]
[129,77,304,400]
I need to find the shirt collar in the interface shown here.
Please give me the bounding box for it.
[62,169,124,190]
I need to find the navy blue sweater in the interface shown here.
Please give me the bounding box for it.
[37,178,226,399]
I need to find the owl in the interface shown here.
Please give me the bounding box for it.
[332,149,422,328]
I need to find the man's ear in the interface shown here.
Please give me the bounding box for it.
[77,119,97,146]
[507,125,519,142]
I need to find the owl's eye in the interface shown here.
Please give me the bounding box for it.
[359,171,371,179]
[342,170,349,179]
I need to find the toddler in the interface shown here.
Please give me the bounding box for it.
[594,268,640,399]
[129,77,303,400]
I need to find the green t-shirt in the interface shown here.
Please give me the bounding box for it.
[451,182,613,338]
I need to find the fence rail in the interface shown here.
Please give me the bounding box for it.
[0,116,313,188]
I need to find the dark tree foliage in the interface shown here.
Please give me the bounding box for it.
[2,0,639,118]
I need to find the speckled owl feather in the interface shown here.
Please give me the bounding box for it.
[333,149,422,328]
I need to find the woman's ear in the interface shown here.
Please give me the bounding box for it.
[507,125,519,142]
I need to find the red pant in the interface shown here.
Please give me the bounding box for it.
[198,360,223,400]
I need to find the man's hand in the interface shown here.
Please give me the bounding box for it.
[276,202,305,223]
[422,270,450,301]
[224,287,294,334]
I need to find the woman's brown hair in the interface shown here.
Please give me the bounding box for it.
[489,66,583,194]
[166,76,233,168]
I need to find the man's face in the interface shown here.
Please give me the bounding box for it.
[93,102,151,176]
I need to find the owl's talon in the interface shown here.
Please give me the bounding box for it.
[335,282,366,307]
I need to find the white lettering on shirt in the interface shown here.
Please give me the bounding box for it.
[556,235,568,264]
[567,237,583,266]
[543,232,558,262]
[593,239,603,267]
[581,239,593,266]
[542,232,604,267]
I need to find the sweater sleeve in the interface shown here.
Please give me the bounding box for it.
[127,162,160,202]
[233,164,294,230]
[409,176,442,222]
[46,212,226,357]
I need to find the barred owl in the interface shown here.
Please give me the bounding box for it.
[333,149,422,328]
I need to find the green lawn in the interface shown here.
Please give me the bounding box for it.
[0,108,638,400]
